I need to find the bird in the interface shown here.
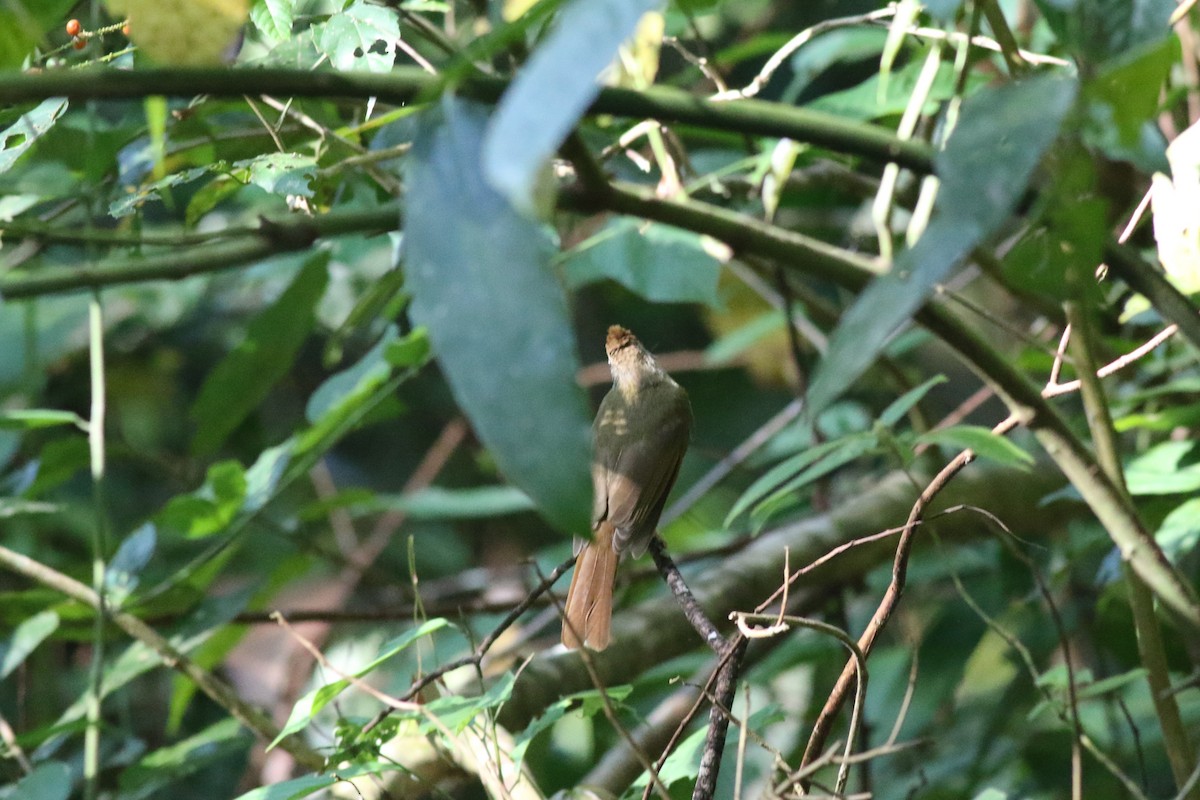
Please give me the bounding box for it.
[562,325,692,650]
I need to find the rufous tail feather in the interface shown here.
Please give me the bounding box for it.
[562,523,618,650]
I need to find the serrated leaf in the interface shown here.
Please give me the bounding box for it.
[562,216,723,306]
[806,75,1078,419]
[482,0,663,210]
[404,97,592,533]
[0,609,59,679]
[915,425,1034,469]
[191,253,329,455]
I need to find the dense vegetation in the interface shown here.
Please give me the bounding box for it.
[1,0,1199,798]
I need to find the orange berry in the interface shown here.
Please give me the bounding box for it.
[73,37,86,50]
[122,23,131,36]
[65,19,81,36]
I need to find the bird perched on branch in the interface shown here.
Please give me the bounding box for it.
[562,325,692,650]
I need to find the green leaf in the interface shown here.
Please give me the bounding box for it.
[1154,497,1200,561]
[306,326,401,423]
[418,670,518,733]
[752,435,880,525]
[971,790,1008,800]
[0,98,68,173]
[109,165,219,218]
[315,1,399,72]
[237,152,317,198]
[482,0,662,209]
[632,722,707,789]
[704,311,784,365]
[250,0,296,44]
[781,28,889,101]
[562,217,724,306]
[55,588,253,727]
[1124,441,1200,495]
[231,763,402,800]
[119,718,251,799]
[157,460,247,538]
[0,609,58,679]
[806,75,1078,419]
[726,435,872,526]
[915,426,1035,469]
[271,618,450,748]
[1086,37,1178,159]
[191,253,329,455]
[371,485,536,519]
[404,97,592,533]
[8,761,71,800]
[383,326,430,367]
[0,409,85,430]
[106,523,157,601]
[808,58,968,121]
[878,375,946,428]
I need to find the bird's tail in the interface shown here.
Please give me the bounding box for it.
[561,522,618,650]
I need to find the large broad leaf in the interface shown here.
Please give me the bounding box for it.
[562,216,723,306]
[482,0,663,209]
[805,75,1078,418]
[405,97,592,533]
[190,253,329,455]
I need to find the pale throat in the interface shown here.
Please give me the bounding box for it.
[609,351,666,402]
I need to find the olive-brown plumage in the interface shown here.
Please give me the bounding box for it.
[562,326,692,650]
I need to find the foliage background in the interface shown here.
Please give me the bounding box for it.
[1,0,1200,799]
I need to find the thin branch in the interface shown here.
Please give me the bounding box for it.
[0,543,324,770]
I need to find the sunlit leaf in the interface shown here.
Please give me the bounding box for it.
[1125,441,1200,495]
[270,618,450,748]
[314,0,398,72]
[916,426,1035,469]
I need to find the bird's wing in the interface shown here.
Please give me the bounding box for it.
[604,405,691,554]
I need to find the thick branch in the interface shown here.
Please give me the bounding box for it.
[0,67,932,172]
[497,461,1072,730]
